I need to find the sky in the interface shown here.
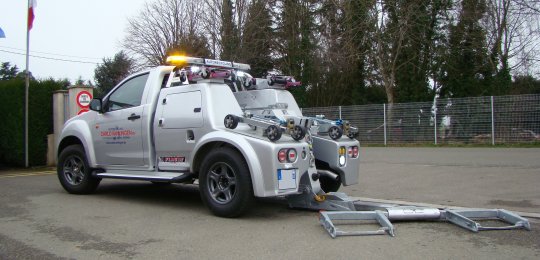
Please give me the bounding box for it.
[0,0,148,83]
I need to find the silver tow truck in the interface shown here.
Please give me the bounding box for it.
[56,56,359,217]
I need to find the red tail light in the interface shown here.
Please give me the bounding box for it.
[278,149,287,163]
[287,149,297,162]
[278,148,297,163]
[348,146,359,158]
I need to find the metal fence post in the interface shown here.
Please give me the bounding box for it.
[339,106,342,119]
[383,103,387,146]
[434,108,438,145]
[491,96,495,145]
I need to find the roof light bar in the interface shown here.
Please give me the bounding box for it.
[166,56,204,65]
[166,55,251,71]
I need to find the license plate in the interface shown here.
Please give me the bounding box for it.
[277,169,297,190]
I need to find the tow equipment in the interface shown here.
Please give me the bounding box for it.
[318,199,532,238]
[167,56,531,238]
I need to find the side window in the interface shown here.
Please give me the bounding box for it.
[106,73,149,112]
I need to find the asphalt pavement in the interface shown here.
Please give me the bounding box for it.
[0,147,538,259]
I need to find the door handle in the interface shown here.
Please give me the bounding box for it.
[194,107,201,113]
[128,114,141,121]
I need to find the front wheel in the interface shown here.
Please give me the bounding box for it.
[57,144,100,194]
[199,147,254,217]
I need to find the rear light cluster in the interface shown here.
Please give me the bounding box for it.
[278,148,297,163]
[348,146,359,158]
[338,146,359,167]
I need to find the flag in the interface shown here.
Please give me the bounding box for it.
[0,27,5,38]
[28,0,37,31]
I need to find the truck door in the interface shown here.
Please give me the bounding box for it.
[93,73,149,167]
[154,90,204,171]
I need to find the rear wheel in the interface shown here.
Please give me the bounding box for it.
[57,144,100,194]
[199,147,254,217]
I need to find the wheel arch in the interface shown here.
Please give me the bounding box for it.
[57,119,98,167]
[57,136,83,157]
[192,133,264,197]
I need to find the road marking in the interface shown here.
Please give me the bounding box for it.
[0,171,55,179]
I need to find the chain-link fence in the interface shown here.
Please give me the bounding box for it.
[302,94,540,145]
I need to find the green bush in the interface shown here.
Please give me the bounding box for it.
[0,78,62,166]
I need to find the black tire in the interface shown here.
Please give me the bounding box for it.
[266,125,282,142]
[347,131,359,139]
[199,147,254,217]
[319,174,342,193]
[328,126,343,140]
[224,114,239,129]
[57,144,100,194]
[291,125,306,141]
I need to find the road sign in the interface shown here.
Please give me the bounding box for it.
[76,91,92,108]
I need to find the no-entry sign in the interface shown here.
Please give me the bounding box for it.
[76,91,92,108]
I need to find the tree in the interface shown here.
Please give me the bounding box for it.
[393,1,452,103]
[369,0,432,105]
[273,0,319,107]
[0,62,19,80]
[123,0,211,67]
[94,51,135,97]
[241,0,273,77]
[341,0,374,105]
[510,74,540,94]
[220,0,240,60]
[201,0,251,59]
[305,0,357,106]
[442,0,492,98]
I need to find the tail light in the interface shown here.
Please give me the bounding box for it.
[348,146,359,158]
[278,149,287,163]
[287,149,297,162]
[278,148,297,163]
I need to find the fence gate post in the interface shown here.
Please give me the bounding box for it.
[383,103,387,146]
[339,106,342,119]
[491,96,495,145]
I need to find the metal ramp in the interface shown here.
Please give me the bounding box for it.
[444,208,532,232]
[319,211,395,238]
[319,206,532,238]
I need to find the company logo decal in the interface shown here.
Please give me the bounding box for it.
[101,126,136,144]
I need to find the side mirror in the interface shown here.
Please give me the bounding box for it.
[89,98,103,113]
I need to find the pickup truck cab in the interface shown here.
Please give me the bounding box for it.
[56,57,360,217]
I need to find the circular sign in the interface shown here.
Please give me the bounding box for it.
[76,91,92,108]
[78,109,89,115]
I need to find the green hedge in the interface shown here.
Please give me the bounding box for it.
[0,79,62,166]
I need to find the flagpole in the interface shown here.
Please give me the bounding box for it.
[25,0,30,168]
